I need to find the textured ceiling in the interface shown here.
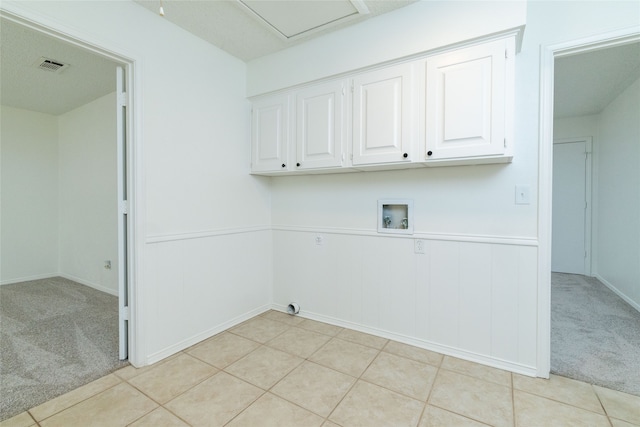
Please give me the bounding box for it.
[2,2,640,118]
[554,42,640,119]
[0,18,117,116]
[132,0,417,62]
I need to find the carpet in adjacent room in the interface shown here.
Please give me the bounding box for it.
[551,272,640,396]
[0,277,128,421]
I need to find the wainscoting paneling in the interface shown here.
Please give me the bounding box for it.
[143,229,272,363]
[273,229,538,372]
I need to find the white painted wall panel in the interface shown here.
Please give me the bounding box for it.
[597,77,640,310]
[273,230,538,371]
[145,230,272,362]
[58,92,118,295]
[0,106,59,283]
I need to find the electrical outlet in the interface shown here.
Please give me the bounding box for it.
[414,239,425,254]
[315,235,324,246]
[104,260,112,270]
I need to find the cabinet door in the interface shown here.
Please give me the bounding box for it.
[352,63,414,166]
[295,80,345,170]
[425,38,509,160]
[251,94,289,173]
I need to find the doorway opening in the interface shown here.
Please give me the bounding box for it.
[0,9,137,420]
[540,28,640,395]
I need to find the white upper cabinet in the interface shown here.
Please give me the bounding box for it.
[424,37,514,162]
[295,80,346,170]
[251,94,290,173]
[249,32,518,175]
[352,63,415,166]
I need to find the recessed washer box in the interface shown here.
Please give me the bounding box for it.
[378,199,413,235]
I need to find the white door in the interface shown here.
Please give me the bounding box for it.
[552,139,591,274]
[116,66,128,360]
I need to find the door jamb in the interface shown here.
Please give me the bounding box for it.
[537,26,640,377]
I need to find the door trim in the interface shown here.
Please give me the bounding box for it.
[538,25,640,377]
[0,5,144,366]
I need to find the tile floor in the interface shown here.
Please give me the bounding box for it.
[3,310,639,427]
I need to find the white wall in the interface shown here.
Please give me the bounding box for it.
[249,0,640,375]
[1,106,59,283]
[58,92,118,294]
[597,77,640,309]
[1,0,273,365]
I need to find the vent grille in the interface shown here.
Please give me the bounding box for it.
[34,57,70,74]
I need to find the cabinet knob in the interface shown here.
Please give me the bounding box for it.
[427,151,433,156]
[296,162,301,167]
[281,163,286,168]
[403,153,408,158]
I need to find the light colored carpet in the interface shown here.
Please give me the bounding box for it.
[551,272,640,396]
[0,277,128,421]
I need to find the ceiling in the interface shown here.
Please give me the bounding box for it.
[132,0,417,62]
[554,42,640,119]
[1,2,639,118]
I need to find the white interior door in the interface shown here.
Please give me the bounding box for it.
[116,66,128,360]
[552,139,591,274]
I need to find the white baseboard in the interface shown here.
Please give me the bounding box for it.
[595,274,640,313]
[58,273,118,296]
[270,303,538,378]
[1,273,59,286]
[144,304,272,367]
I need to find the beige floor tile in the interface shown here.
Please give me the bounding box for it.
[337,328,388,349]
[594,385,640,425]
[128,353,217,404]
[309,338,379,377]
[513,373,604,414]
[361,352,438,401]
[39,383,157,427]
[297,318,344,337]
[114,353,180,381]
[230,316,291,343]
[329,380,424,427]
[383,341,443,367]
[429,370,513,427]
[128,407,189,426]
[165,371,263,426]
[0,412,36,427]
[610,418,640,427]
[271,361,356,417]
[225,345,303,389]
[322,422,342,427]
[266,326,331,358]
[514,390,610,427]
[441,356,511,387]
[186,331,260,368]
[419,405,490,426]
[226,392,324,427]
[29,373,121,421]
[261,310,305,325]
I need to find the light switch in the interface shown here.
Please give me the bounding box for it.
[515,185,530,205]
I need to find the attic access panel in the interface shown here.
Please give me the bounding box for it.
[239,0,369,40]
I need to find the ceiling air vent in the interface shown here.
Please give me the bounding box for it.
[34,57,70,74]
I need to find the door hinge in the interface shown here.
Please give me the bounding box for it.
[584,251,588,259]
[505,49,508,59]
[117,92,127,107]
[120,306,130,320]
[504,138,507,148]
[351,81,354,93]
[120,200,129,215]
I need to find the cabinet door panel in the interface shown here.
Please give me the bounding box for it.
[251,95,289,172]
[426,39,507,160]
[296,80,345,170]
[353,63,413,166]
